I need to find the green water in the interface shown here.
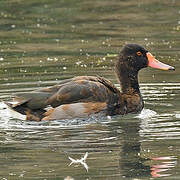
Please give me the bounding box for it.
[0,0,180,179]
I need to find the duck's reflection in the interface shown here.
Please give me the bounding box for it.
[118,119,176,178]
[151,156,177,177]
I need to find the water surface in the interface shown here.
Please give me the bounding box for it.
[0,0,180,179]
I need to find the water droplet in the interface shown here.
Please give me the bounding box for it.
[11,24,16,28]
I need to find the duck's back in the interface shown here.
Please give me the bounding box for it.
[13,76,120,113]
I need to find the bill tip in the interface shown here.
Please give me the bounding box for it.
[169,66,175,71]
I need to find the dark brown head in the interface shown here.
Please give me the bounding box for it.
[117,44,175,72]
[116,44,175,93]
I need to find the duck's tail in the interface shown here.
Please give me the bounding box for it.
[5,102,46,121]
[5,101,28,115]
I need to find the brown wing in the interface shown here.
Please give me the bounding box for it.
[13,79,72,110]
[46,76,120,107]
[13,78,76,109]
[13,76,120,110]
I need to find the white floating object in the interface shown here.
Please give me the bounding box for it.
[68,152,88,172]
[136,108,157,119]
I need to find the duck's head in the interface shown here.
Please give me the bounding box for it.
[118,44,175,72]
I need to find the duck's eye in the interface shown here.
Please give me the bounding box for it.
[136,51,142,56]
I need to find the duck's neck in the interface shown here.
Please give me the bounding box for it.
[116,64,140,94]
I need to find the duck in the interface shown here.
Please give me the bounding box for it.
[6,44,175,121]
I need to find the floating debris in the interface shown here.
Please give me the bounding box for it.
[106,53,118,57]
[64,176,74,180]
[11,24,16,28]
[47,57,58,62]
[68,152,88,172]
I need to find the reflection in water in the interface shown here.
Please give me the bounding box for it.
[151,156,177,177]
[119,119,151,178]
[118,118,177,178]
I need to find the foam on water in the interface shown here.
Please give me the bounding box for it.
[136,108,157,119]
[0,102,26,121]
[175,114,180,119]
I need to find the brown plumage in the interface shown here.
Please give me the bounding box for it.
[6,44,175,121]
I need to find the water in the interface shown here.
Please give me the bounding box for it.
[0,0,180,179]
